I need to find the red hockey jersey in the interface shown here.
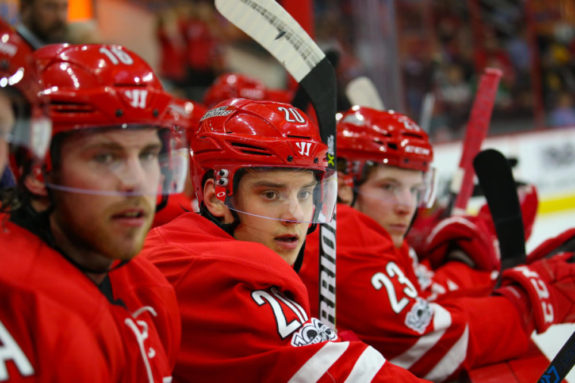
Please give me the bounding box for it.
[141,211,428,382]
[0,219,181,382]
[300,204,533,381]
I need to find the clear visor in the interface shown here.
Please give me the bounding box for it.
[223,167,337,224]
[44,125,188,197]
[2,116,52,159]
[0,89,52,159]
[355,167,437,209]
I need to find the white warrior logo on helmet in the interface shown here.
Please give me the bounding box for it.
[124,89,148,109]
[295,142,312,156]
[398,115,420,131]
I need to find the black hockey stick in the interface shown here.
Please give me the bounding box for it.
[475,149,575,382]
[538,330,575,383]
[215,0,338,328]
[291,48,340,112]
[473,148,526,270]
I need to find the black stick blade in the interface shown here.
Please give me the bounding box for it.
[473,149,526,269]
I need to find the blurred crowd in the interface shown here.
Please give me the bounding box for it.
[4,0,572,143]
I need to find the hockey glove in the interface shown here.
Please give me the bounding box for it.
[406,204,447,256]
[526,228,575,264]
[498,252,575,333]
[422,215,501,272]
[478,183,539,242]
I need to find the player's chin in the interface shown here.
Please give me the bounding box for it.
[107,231,149,261]
[391,234,404,248]
[274,242,304,266]
[110,241,146,261]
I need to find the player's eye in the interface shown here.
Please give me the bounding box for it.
[298,189,312,201]
[93,152,117,165]
[140,147,161,162]
[261,190,279,200]
[379,182,398,193]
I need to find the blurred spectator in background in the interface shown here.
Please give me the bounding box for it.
[67,20,101,44]
[541,23,575,120]
[549,91,575,127]
[180,1,224,101]
[402,38,435,122]
[475,30,514,110]
[156,6,187,96]
[433,62,473,139]
[16,0,69,49]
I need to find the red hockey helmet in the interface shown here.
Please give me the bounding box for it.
[337,106,435,206]
[167,97,206,145]
[203,73,293,108]
[203,73,267,108]
[191,98,336,223]
[31,43,188,196]
[0,19,51,170]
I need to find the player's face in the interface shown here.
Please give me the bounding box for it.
[0,91,15,173]
[48,128,162,270]
[232,169,316,266]
[354,165,424,248]
[24,0,69,43]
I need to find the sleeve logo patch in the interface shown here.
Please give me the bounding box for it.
[291,317,337,347]
[405,298,433,334]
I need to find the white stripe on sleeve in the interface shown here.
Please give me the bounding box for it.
[288,341,349,383]
[344,346,386,383]
[390,303,451,369]
[424,325,469,382]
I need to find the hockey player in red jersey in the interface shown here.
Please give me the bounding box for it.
[0,43,187,382]
[0,19,50,201]
[0,20,106,383]
[152,96,205,227]
[141,98,428,382]
[299,106,575,382]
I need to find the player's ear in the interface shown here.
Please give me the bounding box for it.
[337,171,353,206]
[203,178,234,223]
[24,164,48,197]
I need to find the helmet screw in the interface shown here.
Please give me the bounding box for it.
[287,155,293,162]
[153,109,159,117]
[314,158,319,163]
[115,109,123,117]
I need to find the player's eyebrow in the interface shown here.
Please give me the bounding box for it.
[251,180,317,189]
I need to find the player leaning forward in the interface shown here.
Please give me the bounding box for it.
[299,106,575,382]
[0,43,186,381]
[141,97,428,382]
